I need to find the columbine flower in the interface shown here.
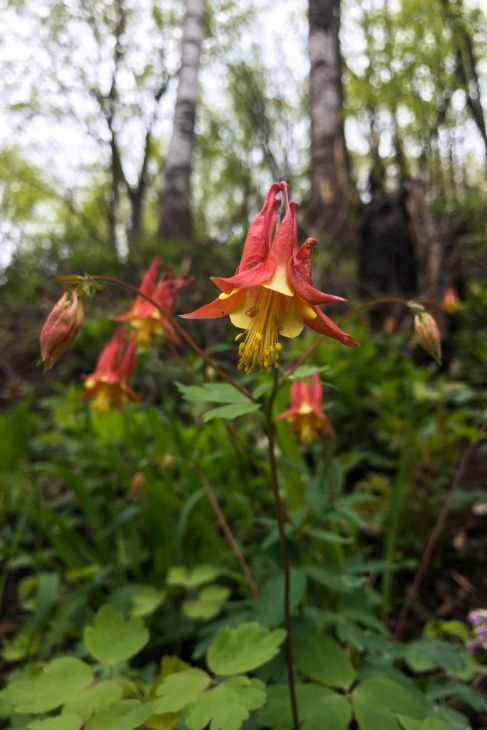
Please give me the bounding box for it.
[39,291,84,371]
[116,258,192,347]
[82,329,138,411]
[182,182,358,373]
[442,286,460,314]
[276,374,335,444]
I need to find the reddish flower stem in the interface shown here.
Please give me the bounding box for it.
[394,420,487,640]
[286,296,433,377]
[199,472,259,599]
[84,274,256,403]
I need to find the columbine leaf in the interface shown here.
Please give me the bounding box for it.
[153,668,211,714]
[177,383,249,404]
[253,570,307,628]
[166,565,220,588]
[83,605,149,664]
[293,631,356,689]
[203,402,261,422]
[405,639,466,674]
[144,715,179,730]
[207,622,286,676]
[396,716,452,730]
[130,586,166,618]
[426,680,487,712]
[304,565,364,593]
[184,677,266,730]
[352,677,431,730]
[28,716,82,730]
[258,684,351,730]
[62,681,122,722]
[289,365,329,380]
[3,657,92,713]
[183,586,230,620]
[84,700,154,730]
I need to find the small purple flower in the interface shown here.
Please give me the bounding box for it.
[468,609,487,627]
[478,625,487,646]
[466,608,487,652]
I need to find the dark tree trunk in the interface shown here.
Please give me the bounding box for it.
[158,0,206,242]
[307,0,350,236]
[358,179,443,330]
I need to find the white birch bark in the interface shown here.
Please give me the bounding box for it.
[159,0,206,241]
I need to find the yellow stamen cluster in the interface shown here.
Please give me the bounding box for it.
[131,315,162,348]
[89,382,117,412]
[297,414,318,444]
[236,288,284,373]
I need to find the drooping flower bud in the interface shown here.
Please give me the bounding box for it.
[414,312,442,364]
[128,472,145,502]
[39,291,84,371]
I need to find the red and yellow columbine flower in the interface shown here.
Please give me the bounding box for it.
[82,329,138,411]
[116,258,192,347]
[39,291,84,371]
[276,374,335,444]
[182,182,358,372]
[442,286,460,314]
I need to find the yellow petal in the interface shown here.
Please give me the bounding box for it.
[218,288,240,301]
[279,297,305,338]
[263,264,294,297]
[229,290,256,330]
[298,298,316,320]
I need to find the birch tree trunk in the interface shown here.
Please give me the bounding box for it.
[158,0,206,241]
[307,0,349,235]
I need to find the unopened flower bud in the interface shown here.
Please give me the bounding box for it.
[414,311,441,364]
[383,315,396,335]
[205,365,216,380]
[39,291,84,371]
[162,453,174,470]
[128,472,145,502]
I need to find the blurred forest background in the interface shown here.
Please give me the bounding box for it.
[1,0,487,728]
[1,0,486,373]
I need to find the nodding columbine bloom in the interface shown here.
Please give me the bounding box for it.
[116,258,192,347]
[39,291,84,371]
[182,182,358,373]
[82,329,138,412]
[276,374,335,444]
[442,286,460,314]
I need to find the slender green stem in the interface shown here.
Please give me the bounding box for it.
[286,295,434,377]
[264,370,300,730]
[69,274,256,403]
